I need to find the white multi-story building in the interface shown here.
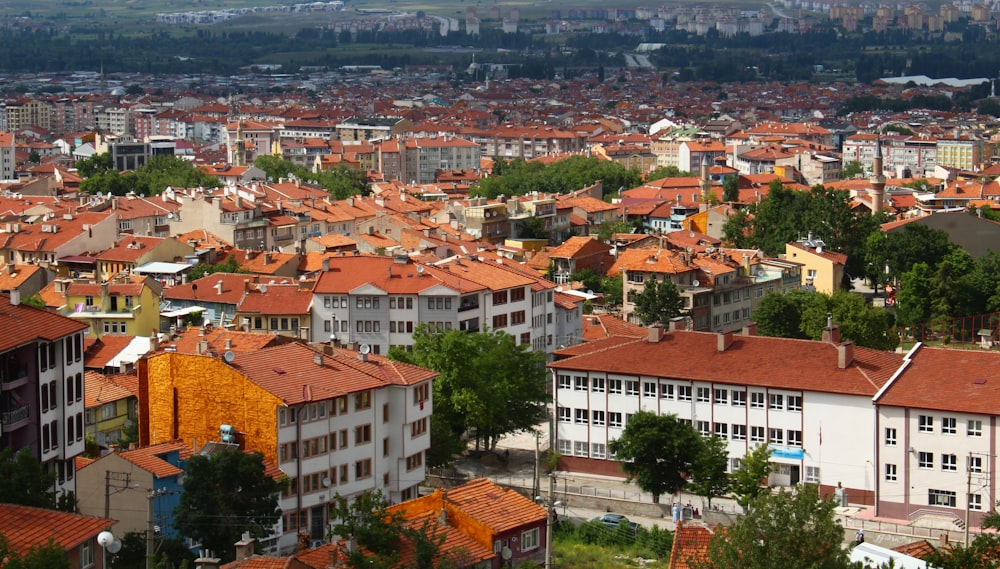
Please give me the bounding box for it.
[548,323,902,501]
[140,343,436,553]
[0,293,89,501]
[310,254,575,356]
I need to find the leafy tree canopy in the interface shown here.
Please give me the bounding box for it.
[647,165,692,181]
[729,444,773,511]
[722,175,740,202]
[686,434,730,508]
[632,277,687,326]
[607,411,702,503]
[0,535,69,569]
[388,325,549,456]
[77,154,222,196]
[253,155,368,199]
[839,160,864,180]
[701,484,856,569]
[753,290,898,350]
[173,450,284,562]
[0,448,60,510]
[472,155,642,200]
[185,255,248,282]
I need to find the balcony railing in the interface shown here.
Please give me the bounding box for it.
[1,404,29,428]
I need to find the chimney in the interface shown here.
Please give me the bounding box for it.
[717,330,734,352]
[742,322,757,336]
[822,313,840,343]
[264,251,272,265]
[322,257,330,272]
[215,280,224,295]
[150,330,160,352]
[838,341,854,369]
[8,289,19,306]
[197,339,209,355]
[647,323,665,343]
[668,316,686,331]
[225,338,233,350]
[234,534,254,561]
[194,550,222,569]
[314,353,324,366]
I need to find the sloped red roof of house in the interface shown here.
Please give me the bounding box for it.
[0,293,88,351]
[0,503,112,554]
[669,521,714,569]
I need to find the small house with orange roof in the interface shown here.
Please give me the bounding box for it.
[234,282,314,339]
[61,274,164,339]
[163,272,297,327]
[0,262,48,299]
[0,503,115,569]
[784,232,847,294]
[547,236,614,284]
[237,249,302,278]
[83,370,139,447]
[94,235,195,283]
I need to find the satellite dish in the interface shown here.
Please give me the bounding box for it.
[166,212,175,220]
[359,344,371,355]
[108,539,122,554]
[756,269,766,277]
[322,476,331,488]
[97,532,115,548]
[223,351,236,362]
[692,279,700,287]
[416,265,424,274]
[501,547,512,561]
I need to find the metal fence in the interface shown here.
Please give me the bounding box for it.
[901,312,1000,351]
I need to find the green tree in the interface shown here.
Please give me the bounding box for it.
[632,277,687,326]
[22,294,47,309]
[729,444,772,511]
[722,175,740,202]
[518,216,550,241]
[701,484,856,569]
[0,535,69,569]
[388,326,549,454]
[185,255,247,281]
[0,448,57,509]
[27,150,40,163]
[600,273,623,306]
[607,411,702,504]
[839,160,864,179]
[800,290,899,351]
[570,268,602,295]
[647,165,691,181]
[752,291,809,339]
[687,434,730,508]
[895,262,934,329]
[111,532,196,569]
[596,220,630,242]
[878,224,955,286]
[173,450,284,562]
[75,152,113,178]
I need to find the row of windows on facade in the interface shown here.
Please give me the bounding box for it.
[39,373,83,412]
[321,290,528,310]
[908,488,984,511]
[910,416,983,436]
[276,385,429,427]
[281,480,424,534]
[558,409,803,445]
[282,451,425,500]
[41,412,85,454]
[37,335,83,371]
[886,452,986,476]
[278,418,428,464]
[559,378,803,410]
[81,296,135,309]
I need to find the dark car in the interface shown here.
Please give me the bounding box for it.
[592,513,639,532]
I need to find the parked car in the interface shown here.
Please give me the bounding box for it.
[592,513,639,532]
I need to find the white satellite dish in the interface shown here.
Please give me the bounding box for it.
[692,280,700,287]
[416,265,424,274]
[108,539,122,554]
[223,351,236,362]
[359,344,371,355]
[322,476,331,488]
[756,269,766,277]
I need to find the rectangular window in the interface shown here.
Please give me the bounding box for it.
[714,388,728,404]
[558,407,571,422]
[750,392,765,408]
[968,420,983,437]
[625,381,639,396]
[591,378,605,393]
[609,412,622,428]
[941,417,957,434]
[714,423,728,439]
[354,424,372,445]
[885,427,897,446]
[355,459,372,479]
[592,410,605,426]
[732,424,747,440]
[787,395,802,411]
[574,409,588,424]
[919,451,934,469]
[768,428,783,444]
[659,383,674,399]
[805,466,820,483]
[696,421,710,436]
[609,379,622,394]
[591,443,606,459]
[929,489,956,507]
[493,291,508,305]
[558,375,571,390]
[969,455,983,473]
[919,415,933,432]
[750,426,765,442]
[970,494,983,511]
[574,376,588,391]
[696,387,710,402]
[941,454,957,471]
[885,464,897,481]
[678,386,692,401]
[574,441,587,456]
[411,417,428,438]
[81,540,94,568]
[643,382,657,397]
[732,391,746,407]
[769,393,784,410]
[355,390,372,410]
[521,528,540,551]
[787,430,802,447]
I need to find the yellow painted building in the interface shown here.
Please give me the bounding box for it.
[784,237,846,294]
[138,352,282,465]
[62,275,164,338]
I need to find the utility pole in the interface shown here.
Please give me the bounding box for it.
[146,490,156,569]
[545,472,556,569]
[966,452,973,548]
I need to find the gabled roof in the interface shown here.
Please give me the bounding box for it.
[230,343,437,404]
[0,293,88,351]
[84,370,138,407]
[0,503,112,554]
[875,345,1000,415]
[421,478,548,534]
[608,248,695,277]
[669,521,714,569]
[116,440,193,478]
[548,236,612,259]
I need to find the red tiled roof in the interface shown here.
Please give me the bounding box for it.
[84,371,137,407]
[117,441,192,478]
[0,293,88,352]
[431,478,547,534]
[549,330,902,396]
[669,521,714,569]
[84,335,136,369]
[875,346,1000,414]
[0,503,112,554]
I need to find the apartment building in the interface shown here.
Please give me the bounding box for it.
[138,343,436,553]
[0,293,89,501]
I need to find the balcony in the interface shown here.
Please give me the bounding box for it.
[2,404,29,432]
[0,365,28,389]
[458,300,479,313]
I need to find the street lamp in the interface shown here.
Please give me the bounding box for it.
[97,530,121,569]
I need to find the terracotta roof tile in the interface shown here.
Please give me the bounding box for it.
[0,293,88,351]
[117,441,192,478]
[0,503,112,554]
[84,371,137,407]
[669,521,714,569]
[875,346,1000,414]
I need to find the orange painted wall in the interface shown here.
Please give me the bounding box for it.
[140,352,282,465]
